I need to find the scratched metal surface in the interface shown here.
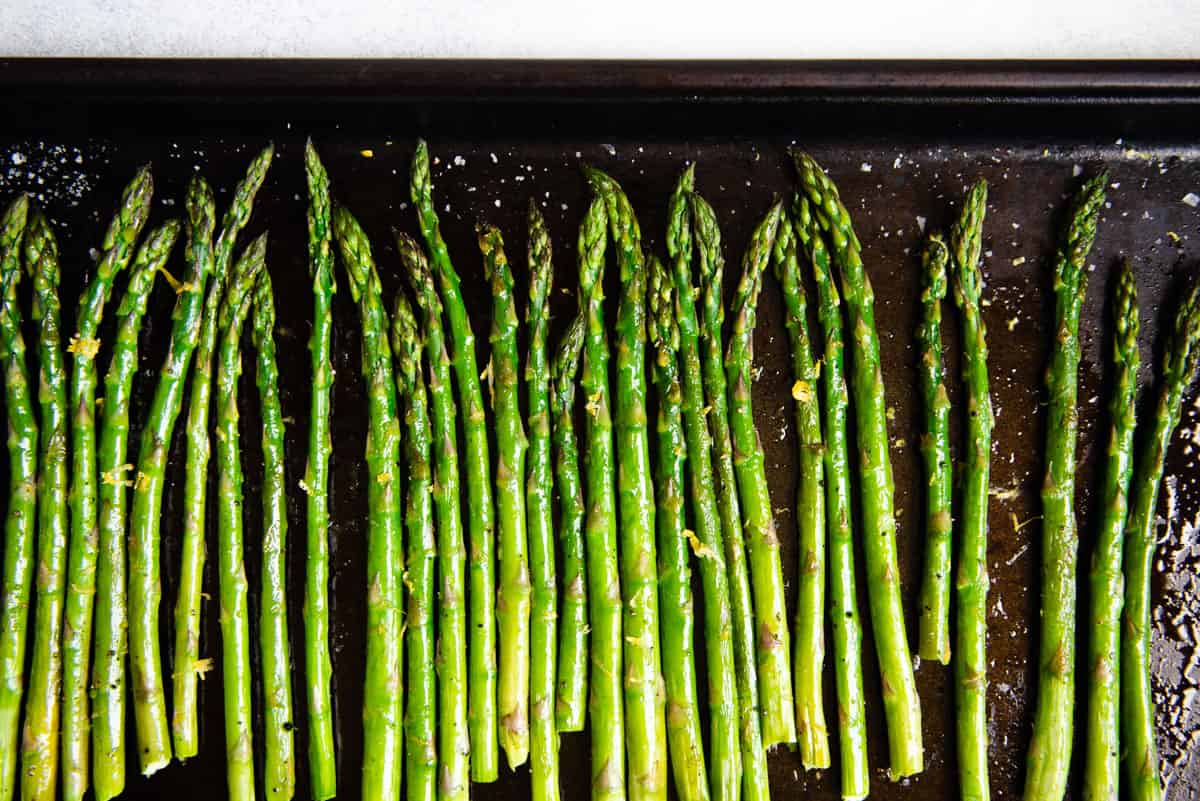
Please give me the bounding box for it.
[1,61,1199,801]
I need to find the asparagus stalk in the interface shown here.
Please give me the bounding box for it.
[478,225,532,769]
[551,314,588,733]
[667,166,741,801]
[793,196,870,801]
[725,199,798,761]
[915,235,953,665]
[92,220,182,801]
[411,141,499,781]
[524,203,560,801]
[126,172,214,776]
[170,145,274,763]
[302,140,338,801]
[648,254,710,801]
[333,209,404,801]
[690,191,770,801]
[949,180,992,801]
[19,205,68,801]
[585,167,668,801]
[60,167,153,801]
[398,231,470,801]
[1122,278,1200,801]
[771,212,830,769]
[0,196,35,801]
[577,195,627,801]
[793,150,923,779]
[1083,260,1138,801]
[1024,173,1107,801]
[213,236,266,801]
[391,291,438,801]
[251,269,296,800]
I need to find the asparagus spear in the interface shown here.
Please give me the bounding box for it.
[171,146,273,763]
[1083,260,1138,801]
[411,141,499,781]
[667,166,741,801]
[126,172,214,777]
[794,196,870,801]
[949,180,992,801]
[60,166,153,801]
[302,140,338,801]
[690,191,770,801]
[726,199,798,763]
[19,206,68,801]
[585,167,668,801]
[0,196,35,801]
[648,254,710,801]
[213,236,266,801]
[551,314,588,733]
[793,150,923,779]
[915,234,953,665]
[577,195,627,801]
[398,231,470,801]
[1024,172,1107,801]
[1122,277,1200,801]
[478,224,532,769]
[524,203,560,801]
[391,291,438,801]
[771,212,830,769]
[92,220,181,801]
[251,269,296,800]
[334,209,404,801]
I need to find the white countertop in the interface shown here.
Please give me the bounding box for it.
[4,0,1197,59]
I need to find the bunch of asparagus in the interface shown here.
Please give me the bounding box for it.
[0,139,1195,801]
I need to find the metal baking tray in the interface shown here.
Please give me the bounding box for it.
[2,59,1200,801]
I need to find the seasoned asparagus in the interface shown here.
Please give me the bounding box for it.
[524,203,560,801]
[1024,172,1107,801]
[771,212,830,769]
[92,220,181,801]
[61,167,153,801]
[411,141,499,782]
[1083,261,1138,801]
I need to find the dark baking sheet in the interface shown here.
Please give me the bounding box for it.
[2,60,1200,801]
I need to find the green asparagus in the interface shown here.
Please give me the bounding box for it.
[793,150,923,779]
[391,291,438,801]
[411,141,499,782]
[334,209,404,801]
[648,254,710,801]
[667,166,741,801]
[302,139,338,801]
[1122,278,1200,801]
[725,199,797,765]
[398,231,470,801]
[213,236,266,801]
[1024,172,1107,801]
[1083,260,1138,801]
[916,235,953,666]
[794,196,870,801]
[551,314,588,733]
[20,204,68,801]
[479,224,532,770]
[585,167,668,801]
[771,212,830,769]
[0,195,34,801]
[92,220,181,801]
[577,195,627,801]
[949,180,992,801]
[524,202,560,801]
[251,269,296,800]
[171,145,273,764]
[61,166,153,801]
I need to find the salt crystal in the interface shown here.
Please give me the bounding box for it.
[860,162,872,173]
[1183,193,1200,208]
